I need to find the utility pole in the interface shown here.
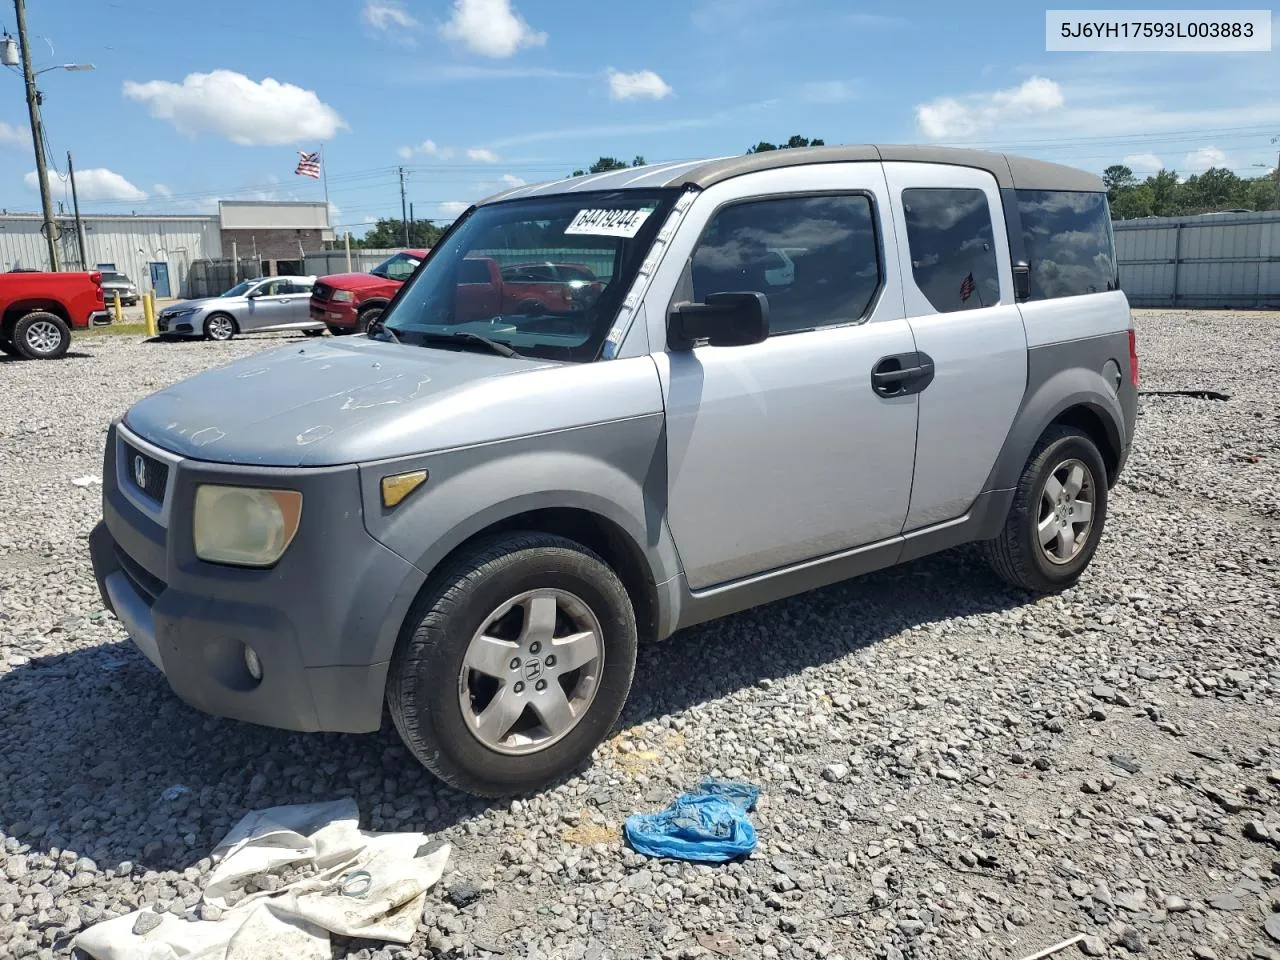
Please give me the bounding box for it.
[67,151,86,270]
[398,166,409,246]
[14,0,59,271]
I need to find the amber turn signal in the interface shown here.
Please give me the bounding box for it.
[381,469,428,508]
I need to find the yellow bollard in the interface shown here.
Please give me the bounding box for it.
[143,292,157,337]
[112,291,123,325]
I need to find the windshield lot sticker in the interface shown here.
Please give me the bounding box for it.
[565,207,653,238]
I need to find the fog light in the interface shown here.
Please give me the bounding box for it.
[244,645,263,681]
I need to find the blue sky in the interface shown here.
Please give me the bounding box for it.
[0,0,1276,236]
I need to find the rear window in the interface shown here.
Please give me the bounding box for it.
[901,187,1000,313]
[1016,190,1118,300]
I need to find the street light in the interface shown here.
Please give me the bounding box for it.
[6,0,94,271]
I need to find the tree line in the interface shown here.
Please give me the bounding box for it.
[1103,164,1277,218]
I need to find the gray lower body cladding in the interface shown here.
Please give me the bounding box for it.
[89,422,424,733]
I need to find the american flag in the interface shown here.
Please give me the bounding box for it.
[959,271,976,302]
[295,150,321,179]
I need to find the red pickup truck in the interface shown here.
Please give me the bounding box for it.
[312,252,605,334]
[310,249,429,334]
[0,269,109,359]
[455,258,604,323]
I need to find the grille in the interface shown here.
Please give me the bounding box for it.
[122,442,169,504]
[312,282,333,301]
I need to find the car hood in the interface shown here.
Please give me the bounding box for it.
[122,336,558,466]
[320,272,397,290]
[159,297,216,314]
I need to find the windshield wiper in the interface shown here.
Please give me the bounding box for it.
[417,331,521,358]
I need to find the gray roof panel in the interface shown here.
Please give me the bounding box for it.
[474,145,1104,206]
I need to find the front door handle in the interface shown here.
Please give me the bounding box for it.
[871,352,935,397]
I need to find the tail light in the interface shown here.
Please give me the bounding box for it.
[1127,327,1139,387]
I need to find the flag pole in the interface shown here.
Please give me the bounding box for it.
[320,143,330,250]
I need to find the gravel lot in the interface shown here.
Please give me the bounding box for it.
[2,313,1279,960]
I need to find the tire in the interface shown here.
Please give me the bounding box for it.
[13,311,71,360]
[388,531,638,797]
[356,306,383,333]
[203,313,237,341]
[983,425,1109,593]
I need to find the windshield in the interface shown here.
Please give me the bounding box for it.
[371,252,422,281]
[383,189,677,362]
[220,280,256,298]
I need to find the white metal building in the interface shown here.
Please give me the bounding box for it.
[0,213,221,297]
[0,201,333,298]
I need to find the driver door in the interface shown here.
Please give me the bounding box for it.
[646,163,923,590]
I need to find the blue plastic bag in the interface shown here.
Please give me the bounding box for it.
[623,779,759,863]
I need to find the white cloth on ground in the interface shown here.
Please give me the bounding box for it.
[71,798,451,960]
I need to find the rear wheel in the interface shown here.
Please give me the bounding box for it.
[983,426,1109,593]
[388,532,638,797]
[203,313,237,341]
[13,311,71,360]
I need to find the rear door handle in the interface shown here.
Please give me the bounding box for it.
[871,352,935,397]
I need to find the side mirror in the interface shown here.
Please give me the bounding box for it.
[1013,261,1030,302]
[667,292,769,350]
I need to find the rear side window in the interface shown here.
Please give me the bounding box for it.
[901,188,1000,313]
[690,194,882,335]
[1016,190,1118,300]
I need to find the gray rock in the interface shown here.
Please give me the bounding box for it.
[132,910,163,935]
[821,763,849,783]
[1080,935,1107,956]
[1208,893,1243,911]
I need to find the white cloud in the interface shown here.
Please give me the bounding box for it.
[607,69,673,101]
[398,139,454,159]
[327,200,341,220]
[1184,146,1228,172]
[439,201,470,216]
[0,121,28,148]
[153,183,173,198]
[916,76,1065,139]
[122,70,347,146]
[440,0,546,58]
[362,0,419,31]
[466,147,499,163]
[1122,153,1163,174]
[801,80,856,104]
[27,167,147,202]
[501,173,526,186]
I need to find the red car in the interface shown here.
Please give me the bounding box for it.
[310,249,428,334]
[0,269,109,359]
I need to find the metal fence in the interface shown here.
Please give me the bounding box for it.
[184,257,265,298]
[1115,209,1280,309]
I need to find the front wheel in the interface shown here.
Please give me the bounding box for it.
[983,425,1109,593]
[356,306,383,333]
[13,311,71,359]
[388,532,638,797]
[203,313,237,341]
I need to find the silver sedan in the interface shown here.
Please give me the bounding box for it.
[157,276,325,341]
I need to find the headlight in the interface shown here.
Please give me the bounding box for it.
[331,290,355,303]
[165,307,196,318]
[193,485,303,567]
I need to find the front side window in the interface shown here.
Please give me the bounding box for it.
[384,189,677,362]
[1016,190,1118,300]
[372,252,422,282]
[902,188,1000,313]
[689,194,882,335]
[255,279,285,296]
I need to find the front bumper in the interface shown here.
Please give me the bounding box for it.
[157,313,198,335]
[89,421,426,733]
[311,297,358,329]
